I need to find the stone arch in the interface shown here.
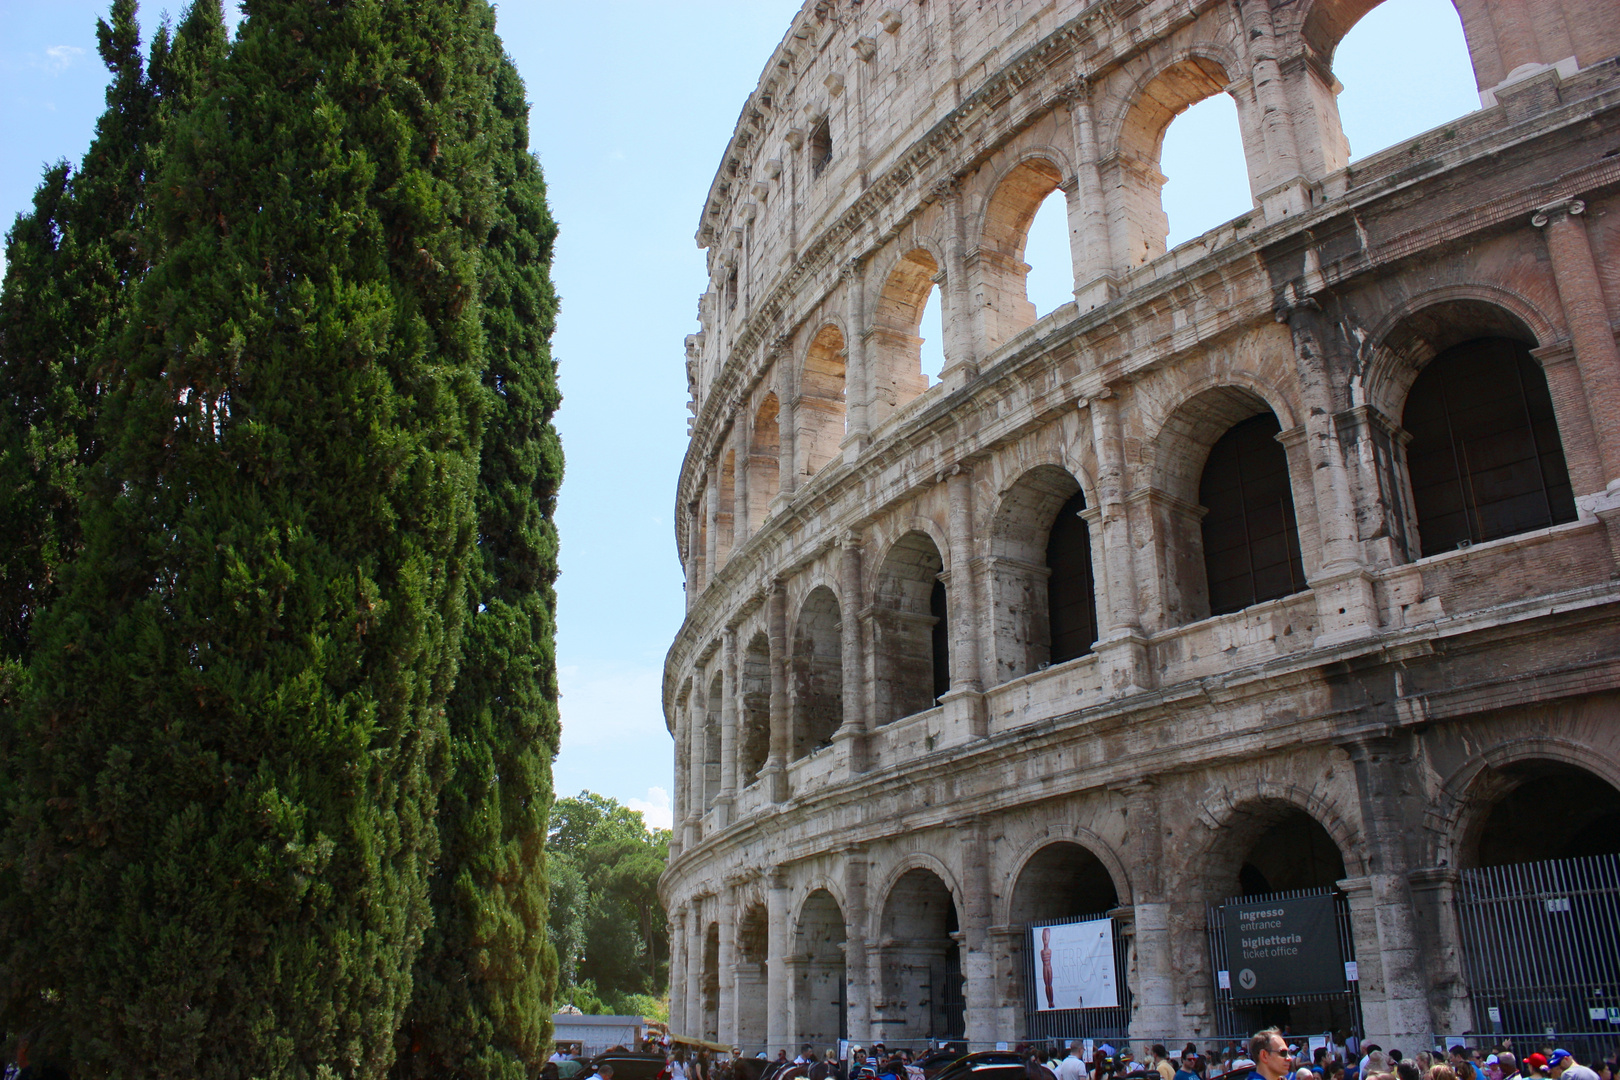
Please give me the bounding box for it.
[987,465,1102,683]
[869,247,942,426]
[1369,296,1577,559]
[871,530,948,724]
[791,585,843,759]
[750,392,781,530]
[875,862,965,1042]
[736,901,770,1053]
[740,631,771,786]
[1109,50,1261,269]
[799,323,847,479]
[793,888,848,1050]
[1362,288,1555,417]
[1008,841,1123,925]
[703,670,724,811]
[999,825,1135,922]
[1192,784,1367,901]
[1147,383,1307,625]
[975,153,1071,352]
[1432,732,1620,870]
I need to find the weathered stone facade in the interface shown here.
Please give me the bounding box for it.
[661,0,1620,1055]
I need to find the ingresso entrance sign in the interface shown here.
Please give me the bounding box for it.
[1223,894,1344,1000]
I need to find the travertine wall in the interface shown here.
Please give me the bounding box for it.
[662,0,1620,1054]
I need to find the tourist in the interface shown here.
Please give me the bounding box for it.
[1500,1054,1521,1080]
[1058,1043,1089,1080]
[1175,1054,1203,1080]
[1547,1051,1600,1080]
[1092,1049,1112,1080]
[1246,1029,1294,1080]
[1153,1045,1175,1080]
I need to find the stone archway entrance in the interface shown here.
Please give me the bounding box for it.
[876,868,963,1043]
[793,889,848,1051]
[1205,805,1362,1043]
[1453,760,1620,1051]
[736,904,769,1054]
[1008,842,1126,1043]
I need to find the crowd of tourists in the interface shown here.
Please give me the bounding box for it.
[549,1033,1620,1080]
[1033,1032,1617,1080]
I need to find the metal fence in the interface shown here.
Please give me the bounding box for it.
[1023,911,1133,1043]
[1205,888,1363,1044]
[1454,852,1620,1058]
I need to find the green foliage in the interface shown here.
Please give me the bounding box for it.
[0,0,226,665]
[0,1,564,1076]
[548,793,672,1009]
[0,0,228,1022]
[391,35,565,1080]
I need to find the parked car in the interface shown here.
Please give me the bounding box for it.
[928,1051,1030,1080]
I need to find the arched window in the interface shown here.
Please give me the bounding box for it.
[1116,57,1259,268]
[1159,94,1251,247]
[740,633,771,784]
[749,394,781,528]
[870,250,939,426]
[703,673,723,811]
[791,587,843,759]
[1047,491,1098,664]
[1314,0,1478,171]
[1200,413,1306,616]
[873,531,947,723]
[798,325,846,478]
[988,466,1099,682]
[978,157,1071,352]
[1403,337,1576,556]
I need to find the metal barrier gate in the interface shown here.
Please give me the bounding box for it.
[1024,910,1132,1044]
[1454,852,1620,1058]
[1205,888,1363,1044]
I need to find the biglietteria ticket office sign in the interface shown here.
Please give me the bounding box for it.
[1222,895,1343,1000]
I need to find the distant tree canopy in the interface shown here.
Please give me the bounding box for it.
[0,2,563,1077]
[548,792,671,1016]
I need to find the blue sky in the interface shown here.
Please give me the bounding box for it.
[0,0,1475,832]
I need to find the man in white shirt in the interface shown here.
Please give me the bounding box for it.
[1057,1043,1088,1080]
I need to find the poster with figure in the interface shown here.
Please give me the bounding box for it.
[1031,919,1118,1012]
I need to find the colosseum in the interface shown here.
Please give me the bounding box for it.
[659,0,1620,1058]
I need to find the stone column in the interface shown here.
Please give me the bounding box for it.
[736,417,752,548]
[1280,299,1379,643]
[844,849,872,1043]
[686,684,706,846]
[988,924,1024,1041]
[687,499,705,605]
[717,628,738,827]
[835,533,868,774]
[1065,81,1117,310]
[780,376,799,496]
[843,259,870,457]
[766,578,791,802]
[719,885,739,1047]
[960,817,997,1046]
[1088,393,1148,694]
[1235,0,1306,216]
[1535,199,1620,491]
[943,465,988,737]
[670,902,690,1035]
[706,464,721,583]
[939,180,979,383]
[671,703,686,861]
[767,870,791,1056]
[1117,780,1177,1044]
[1343,736,1440,1049]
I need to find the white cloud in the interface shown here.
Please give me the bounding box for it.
[627,787,673,832]
[41,46,85,73]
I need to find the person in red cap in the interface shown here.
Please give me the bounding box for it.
[1523,1055,1549,1079]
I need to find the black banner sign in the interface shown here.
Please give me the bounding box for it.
[1223,894,1343,1000]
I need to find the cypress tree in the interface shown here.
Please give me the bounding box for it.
[0,0,226,665]
[0,0,228,1023]
[1,2,512,1074]
[392,42,564,1079]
